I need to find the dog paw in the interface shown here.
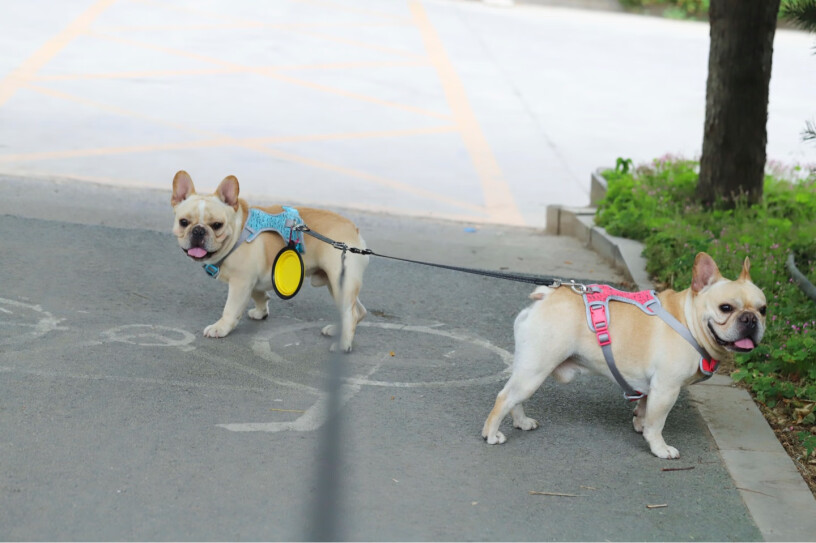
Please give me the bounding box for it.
[632,417,644,434]
[513,416,539,431]
[321,324,338,337]
[650,444,680,459]
[247,308,268,320]
[329,341,353,353]
[484,431,507,445]
[203,321,233,338]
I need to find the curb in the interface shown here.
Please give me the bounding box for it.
[547,169,816,542]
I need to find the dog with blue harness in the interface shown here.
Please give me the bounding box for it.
[171,171,369,352]
[482,252,766,458]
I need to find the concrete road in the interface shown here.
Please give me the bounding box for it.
[1,0,814,228]
[0,178,763,541]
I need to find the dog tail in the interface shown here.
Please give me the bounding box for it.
[529,285,553,300]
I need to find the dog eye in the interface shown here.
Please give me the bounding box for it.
[211,222,223,230]
[719,304,733,313]
[759,306,767,316]
[179,218,190,227]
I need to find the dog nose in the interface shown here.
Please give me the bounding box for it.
[191,225,206,238]
[739,312,758,329]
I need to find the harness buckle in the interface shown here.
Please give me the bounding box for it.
[202,264,220,278]
[624,390,646,401]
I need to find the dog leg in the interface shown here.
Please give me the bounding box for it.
[640,385,681,459]
[482,369,548,444]
[247,290,269,320]
[324,268,364,353]
[321,298,366,338]
[204,278,253,338]
[510,404,539,431]
[632,397,647,434]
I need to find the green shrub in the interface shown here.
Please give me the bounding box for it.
[595,158,816,419]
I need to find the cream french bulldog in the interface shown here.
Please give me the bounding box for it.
[171,170,369,352]
[482,252,766,458]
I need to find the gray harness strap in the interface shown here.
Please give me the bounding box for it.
[583,284,718,401]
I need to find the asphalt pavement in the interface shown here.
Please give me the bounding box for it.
[0,176,764,541]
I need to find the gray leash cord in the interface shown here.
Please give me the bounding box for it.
[295,224,575,288]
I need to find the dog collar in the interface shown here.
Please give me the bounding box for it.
[582,285,718,401]
[202,206,305,279]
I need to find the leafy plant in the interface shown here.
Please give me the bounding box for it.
[800,431,816,460]
[595,158,816,420]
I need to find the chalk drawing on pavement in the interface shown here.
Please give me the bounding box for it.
[0,297,63,345]
[220,321,512,433]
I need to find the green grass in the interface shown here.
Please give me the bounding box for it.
[595,157,816,431]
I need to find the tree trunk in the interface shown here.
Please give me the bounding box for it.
[697,0,780,207]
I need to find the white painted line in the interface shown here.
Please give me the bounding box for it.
[0,366,270,393]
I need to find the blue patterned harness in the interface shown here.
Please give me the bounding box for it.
[203,206,305,278]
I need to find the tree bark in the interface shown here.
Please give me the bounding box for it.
[697,0,780,207]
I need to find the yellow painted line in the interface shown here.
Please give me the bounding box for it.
[245,125,457,143]
[244,143,485,214]
[88,31,450,120]
[97,20,414,33]
[32,60,430,82]
[24,84,223,139]
[32,67,249,82]
[0,140,229,162]
[268,408,307,414]
[4,84,470,210]
[259,70,451,120]
[0,125,457,162]
[410,1,525,226]
[0,0,117,107]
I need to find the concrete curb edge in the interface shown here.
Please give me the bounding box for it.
[545,169,816,542]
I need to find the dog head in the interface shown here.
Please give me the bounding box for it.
[690,252,767,357]
[170,171,244,263]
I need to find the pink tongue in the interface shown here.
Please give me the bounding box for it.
[734,338,755,350]
[187,247,208,258]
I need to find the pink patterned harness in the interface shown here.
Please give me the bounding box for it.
[582,284,718,400]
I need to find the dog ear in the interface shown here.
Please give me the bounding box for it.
[171,170,195,206]
[691,252,722,293]
[215,175,240,209]
[739,257,752,282]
